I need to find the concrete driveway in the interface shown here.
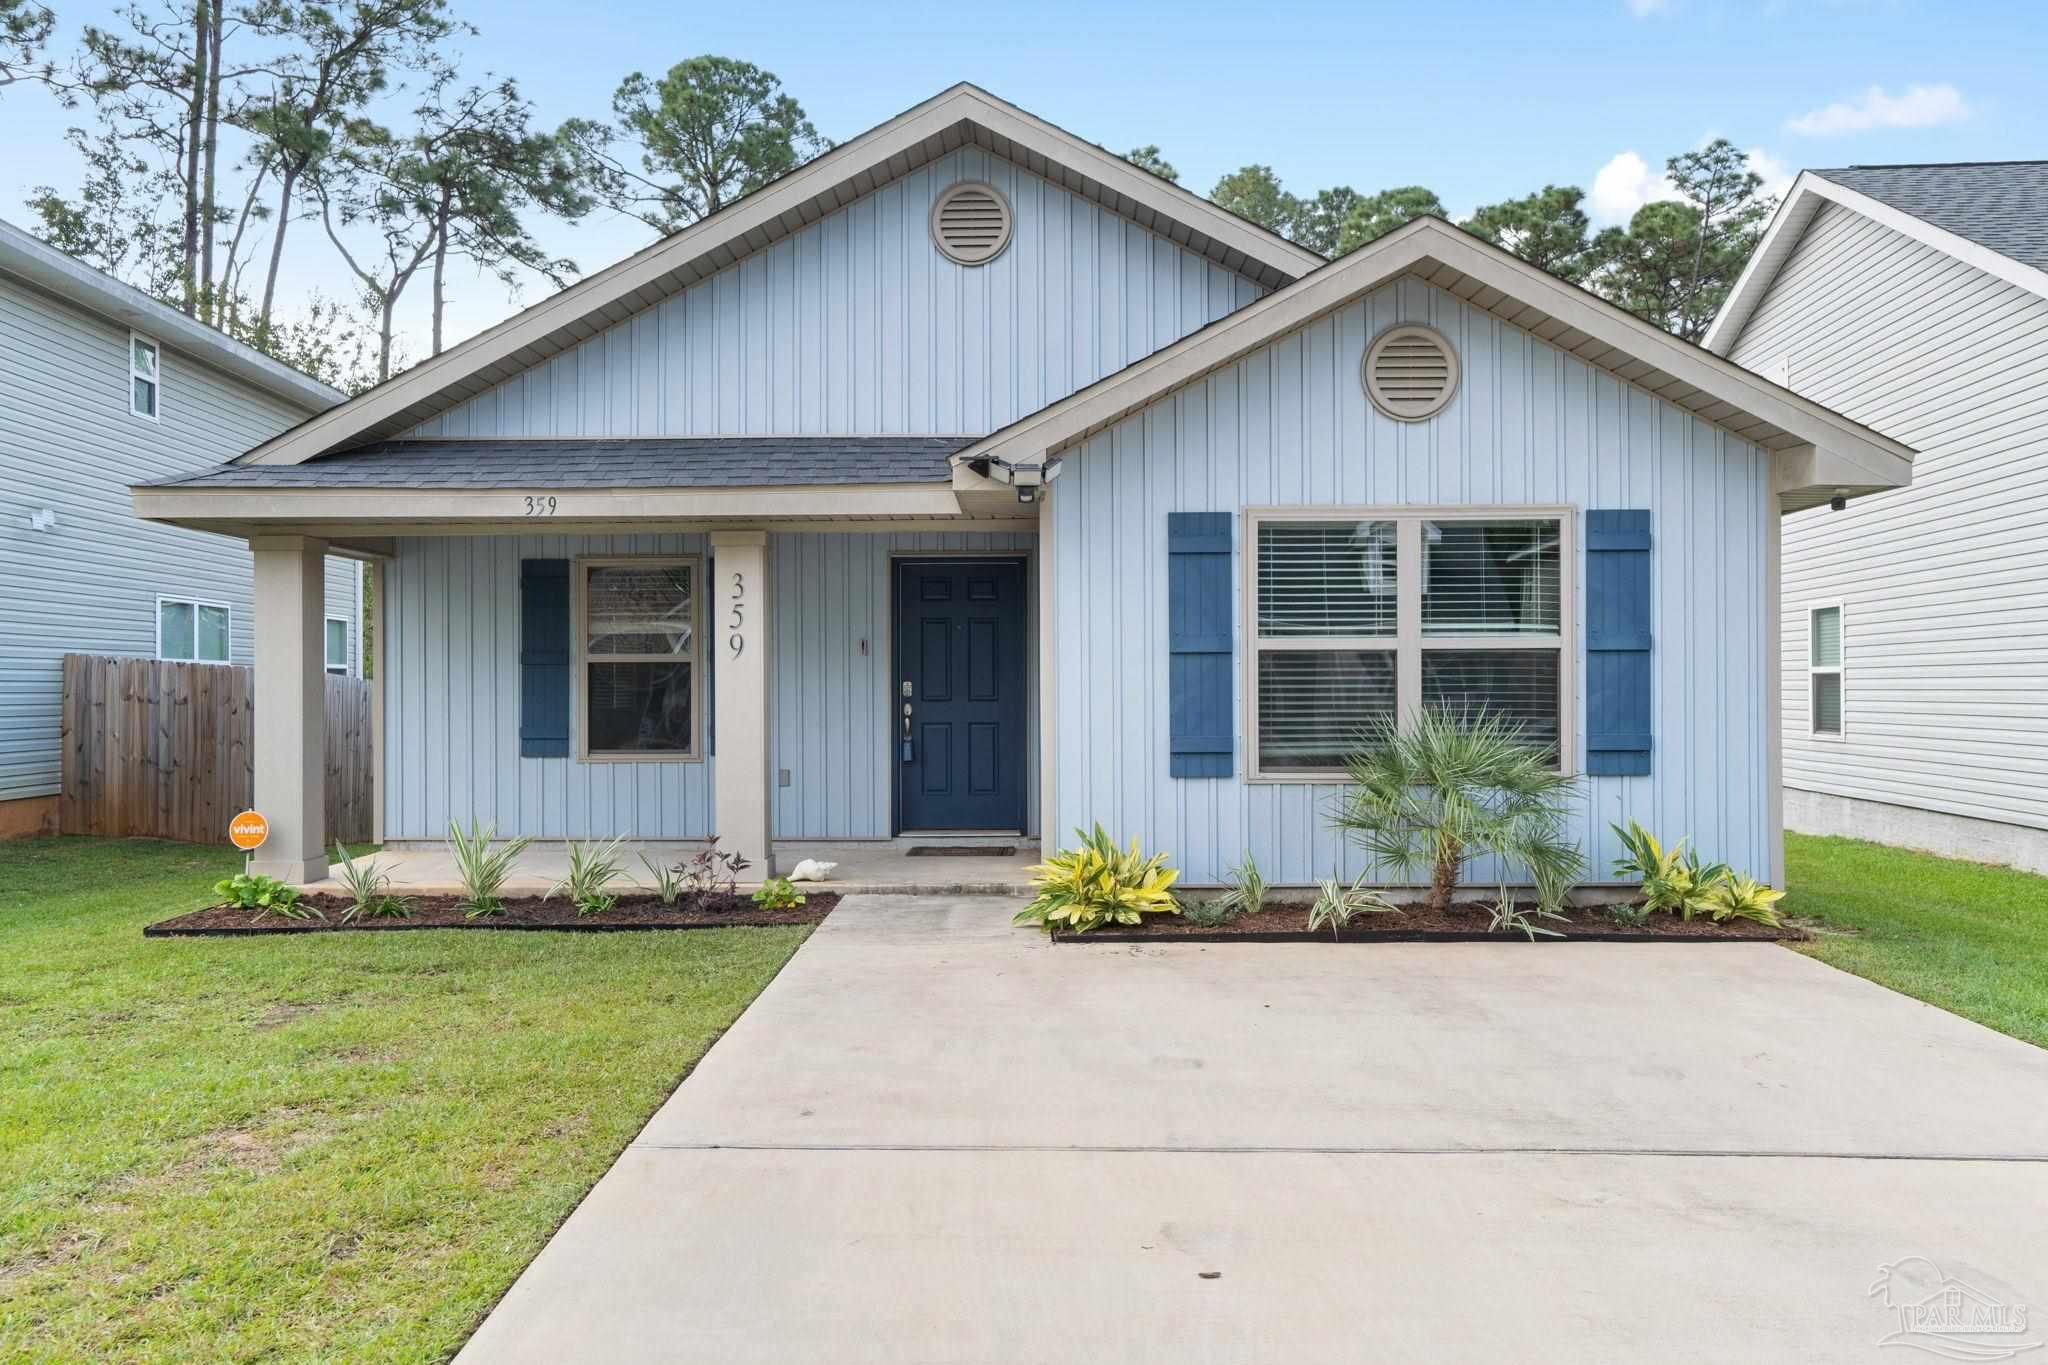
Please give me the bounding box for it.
[459,896,2048,1363]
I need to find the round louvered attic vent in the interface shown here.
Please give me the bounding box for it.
[930,182,1013,265]
[1362,325,1459,422]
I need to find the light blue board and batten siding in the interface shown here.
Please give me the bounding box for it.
[0,271,357,803]
[382,529,1035,842]
[1051,274,1773,886]
[406,146,1265,442]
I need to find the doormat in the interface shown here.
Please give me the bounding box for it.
[904,846,1018,857]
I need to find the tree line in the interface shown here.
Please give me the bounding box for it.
[1125,143,1773,344]
[3,2,1771,395]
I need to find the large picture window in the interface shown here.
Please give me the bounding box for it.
[576,558,700,759]
[1248,509,1570,779]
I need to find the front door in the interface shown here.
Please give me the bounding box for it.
[895,559,1027,832]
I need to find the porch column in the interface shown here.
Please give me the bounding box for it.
[248,535,328,883]
[710,530,772,876]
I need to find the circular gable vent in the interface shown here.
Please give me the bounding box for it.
[1362,324,1459,422]
[931,182,1013,265]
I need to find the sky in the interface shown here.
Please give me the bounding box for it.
[5,0,2044,365]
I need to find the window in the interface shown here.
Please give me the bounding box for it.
[130,333,160,420]
[1810,604,1843,737]
[1248,509,1570,779]
[158,597,230,663]
[576,558,700,758]
[326,617,352,676]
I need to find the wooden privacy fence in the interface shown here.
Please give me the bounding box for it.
[60,654,373,845]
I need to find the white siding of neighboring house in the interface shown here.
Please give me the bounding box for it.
[1727,200,2048,847]
[0,270,358,805]
[1051,275,1775,887]
[406,146,1265,442]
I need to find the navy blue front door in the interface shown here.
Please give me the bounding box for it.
[896,560,1027,832]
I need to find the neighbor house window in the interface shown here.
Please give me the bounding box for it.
[1248,509,1570,779]
[577,558,699,758]
[130,333,160,420]
[157,597,230,663]
[1810,604,1843,737]
[325,617,352,676]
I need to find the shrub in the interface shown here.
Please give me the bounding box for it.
[1307,874,1396,940]
[751,876,805,910]
[639,854,686,907]
[331,843,411,922]
[673,837,750,900]
[1604,901,1651,929]
[1706,872,1786,927]
[1013,825,1180,935]
[214,872,316,920]
[1611,820,1782,926]
[1179,898,1242,929]
[550,836,626,916]
[447,819,533,918]
[1333,709,1584,916]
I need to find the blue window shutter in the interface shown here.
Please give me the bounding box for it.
[519,559,571,758]
[1585,510,1652,776]
[1168,512,1234,778]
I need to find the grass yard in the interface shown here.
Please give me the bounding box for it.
[1786,831,2048,1049]
[0,836,808,1363]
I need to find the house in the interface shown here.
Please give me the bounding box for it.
[0,220,363,838]
[1706,162,2048,873]
[130,84,1913,887]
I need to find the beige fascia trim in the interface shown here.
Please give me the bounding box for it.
[132,482,964,525]
[234,84,1320,470]
[1706,171,2048,356]
[955,216,1914,492]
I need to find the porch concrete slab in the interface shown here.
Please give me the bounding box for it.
[458,1147,2048,1365]
[636,895,2048,1159]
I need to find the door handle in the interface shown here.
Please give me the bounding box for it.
[900,700,914,762]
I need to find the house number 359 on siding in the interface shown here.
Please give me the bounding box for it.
[726,571,746,658]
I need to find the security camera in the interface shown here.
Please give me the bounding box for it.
[1829,488,1848,513]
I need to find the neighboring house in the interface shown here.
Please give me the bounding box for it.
[0,219,362,838]
[130,84,1912,887]
[1707,162,2048,873]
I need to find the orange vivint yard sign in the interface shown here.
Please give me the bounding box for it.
[228,810,269,851]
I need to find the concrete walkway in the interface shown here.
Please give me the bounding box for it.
[458,897,2048,1363]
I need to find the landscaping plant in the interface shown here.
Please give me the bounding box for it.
[1218,850,1268,920]
[1013,824,1180,935]
[1179,898,1243,928]
[1307,874,1397,940]
[751,876,805,910]
[674,837,751,900]
[1333,708,1584,916]
[1706,871,1787,927]
[447,819,533,918]
[549,836,627,916]
[330,843,412,922]
[639,853,687,907]
[214,871,316,920]
[1611,820,1783,926]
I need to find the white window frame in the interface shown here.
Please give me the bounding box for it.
[572,554,704,763]
[325,615,353,677]
[1243,505,1576,783]
[130,332,161,422]
[1808,602,1845,740]
[155,595,232,664]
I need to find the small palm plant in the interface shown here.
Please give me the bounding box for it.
[549,836,626,917]
[1333,708,1584,917]
[447,819,533,918]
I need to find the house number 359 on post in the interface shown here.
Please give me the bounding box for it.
[727,570,746,658]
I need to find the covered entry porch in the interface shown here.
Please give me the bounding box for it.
[132,449,1043,885]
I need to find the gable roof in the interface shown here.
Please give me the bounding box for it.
[955,214,1915,508]
[236,83,1325,468]
[1705,164,2048,356]
[0,218,343,413]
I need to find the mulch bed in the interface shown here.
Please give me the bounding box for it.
[1053,900,1801,944]
[144,891,839,937]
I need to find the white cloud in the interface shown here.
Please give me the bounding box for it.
[1785,83,1972,137]
[1590,151,1681,225]
[1745,147,1796,202]
[1624,0,1671,14]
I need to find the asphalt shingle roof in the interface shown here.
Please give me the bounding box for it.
[1815,162,2048,276]
[152,436,977,489]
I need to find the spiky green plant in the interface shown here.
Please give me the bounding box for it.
[331,842,412,922]
[447,819,533,918]
[1307,873,1397,940]
[1706,872,1786,927]
[549,836,626,916]
[1333,708,1584,915]
[1611,820,1731,921]
[1218,850,1267,920]
[1013,825,1180,935]
[639,853,686,907]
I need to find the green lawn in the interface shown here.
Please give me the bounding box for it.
[1786,831,2048,1049]
[0,837,808,1363]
